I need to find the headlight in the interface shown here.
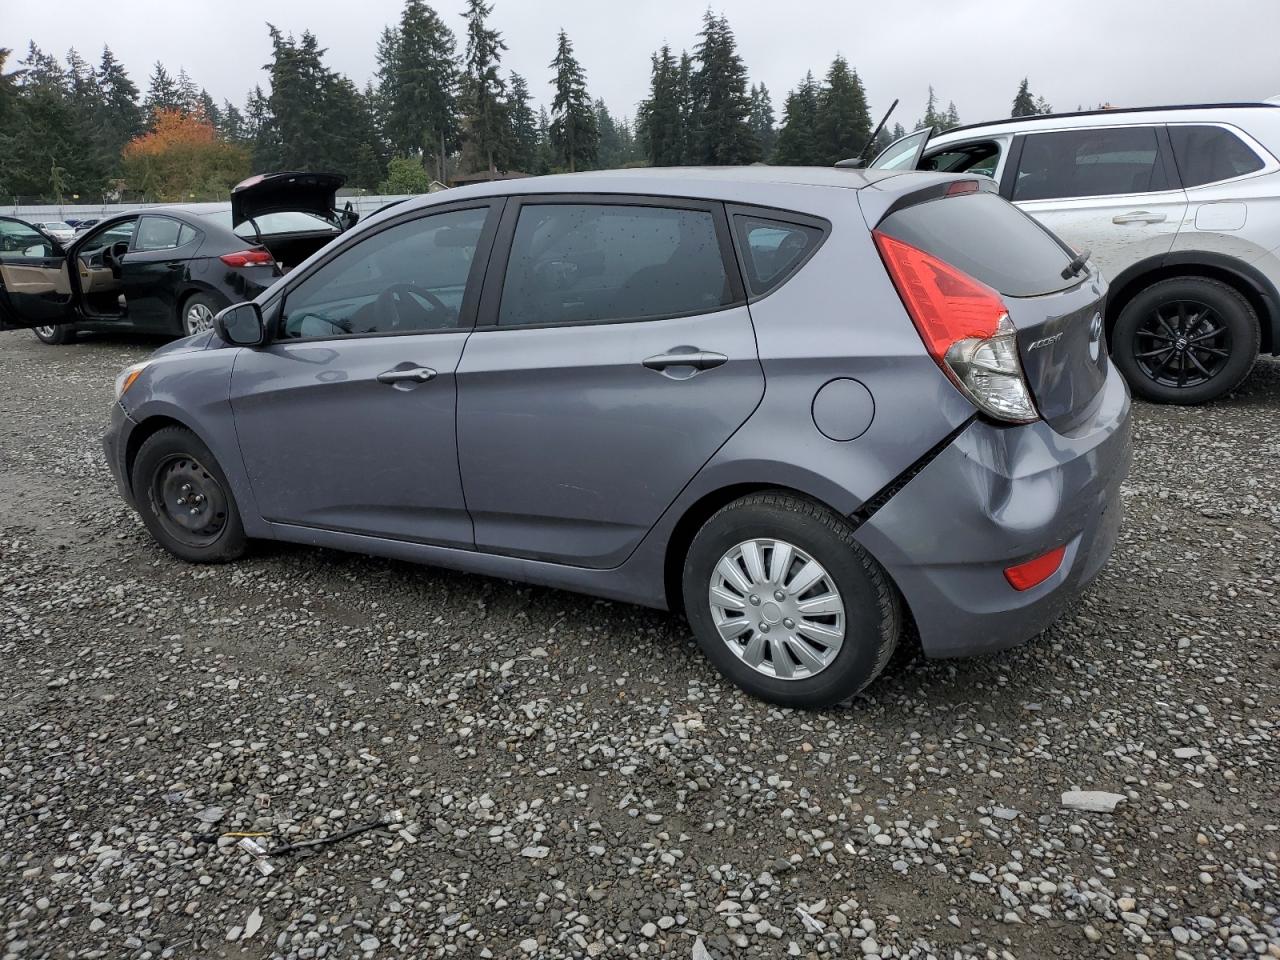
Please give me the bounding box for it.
[114,362,149,400]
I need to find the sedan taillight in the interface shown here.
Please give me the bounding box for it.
[220,249,275,268]
[872,230,1038,424]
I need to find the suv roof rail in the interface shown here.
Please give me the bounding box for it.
[943,102,1279,138]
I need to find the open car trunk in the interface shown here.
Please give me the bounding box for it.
[231,172,356,271]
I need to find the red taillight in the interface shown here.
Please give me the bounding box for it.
[872,231,1006,363]
[945,179,980,196]
[1004,545,1067,591]
[220,249,274,268]
[872,228,1038,423]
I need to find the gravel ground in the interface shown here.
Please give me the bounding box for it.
[0,329,1277,960]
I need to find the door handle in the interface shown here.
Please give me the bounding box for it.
[1112,211,1166,224]
[377,365,436,384]
[642,350,729,372]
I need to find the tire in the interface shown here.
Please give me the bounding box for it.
[1111,276,1259,404]
[131,426,247,563]
[681,491,900,708]
[32,324,75,345]
[180,291,224,337]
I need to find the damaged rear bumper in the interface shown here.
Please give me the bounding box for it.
[854,367,1132,658]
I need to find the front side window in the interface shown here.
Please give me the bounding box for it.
[869,128,932,170]
[134,216,185,251]
[0,219,56,257]
[281,206,488,339]
[1014,126,1168,201]
[1168,125,1266,187]
[733,216,824,297]
[497,203,730,327]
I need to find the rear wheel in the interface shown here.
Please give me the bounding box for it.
[131,426,246,563]
[682,492,900,707]
[181,292,223,337]
[32,324,75,345]
[1112,276,1258,404]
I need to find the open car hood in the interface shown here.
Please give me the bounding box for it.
[230,171,347,228]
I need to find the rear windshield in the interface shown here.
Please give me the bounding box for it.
[199,209,339,238]
[877,191,1075,297]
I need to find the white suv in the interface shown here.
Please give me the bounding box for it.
[871,104,1280,404]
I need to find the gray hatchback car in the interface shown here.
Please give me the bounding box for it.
[8,168,1134,706]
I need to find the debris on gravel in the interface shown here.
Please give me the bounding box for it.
[1,331,1277,958]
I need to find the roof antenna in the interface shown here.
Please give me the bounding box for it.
[837,98,898,169]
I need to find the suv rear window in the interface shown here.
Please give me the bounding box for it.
[1168,125,1265,187]
[1013,126,1170,201]
[877,191,1075,298]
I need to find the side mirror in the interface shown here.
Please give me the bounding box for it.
[341,202,359,230]
[214,301,266,347]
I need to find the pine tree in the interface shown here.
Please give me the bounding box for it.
[377,0,459,182]
[1011,78,1037,117]
[814,55,871,166]
[507,71,538,172]
[96,46,144,153]
[772,72,821,166]
[748,83,776,161]
[690,12,758,165]
[175,68,200,115]
[548,29,597,173]
[459,0,508,173]
[218,101,246,144]
[534,105,554,174]
[637,44,682,167]
[942,101,960,131]
[676,51,695,164]
[917,85,943,130]
[144,63,181,121]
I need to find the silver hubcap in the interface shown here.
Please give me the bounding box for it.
[709,538,846,680]
[33,326,56,339]
[185,302,215,335]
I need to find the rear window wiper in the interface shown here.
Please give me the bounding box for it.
[1061,248,1091,280]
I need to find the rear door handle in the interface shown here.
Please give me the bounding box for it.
[377,365,436,384]
[642,350,729,372]
[1112,211,1166,224]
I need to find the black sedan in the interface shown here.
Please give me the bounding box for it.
[0,172,357,345]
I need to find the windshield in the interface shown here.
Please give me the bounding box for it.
[200,209,340,238]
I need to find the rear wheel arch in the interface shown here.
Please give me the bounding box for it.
[1105,253,1274,354]
[663,483,876,614]
[177,286,230,334]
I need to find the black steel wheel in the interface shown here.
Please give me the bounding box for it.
[1113,277,1259,405]
[131,426,247,562]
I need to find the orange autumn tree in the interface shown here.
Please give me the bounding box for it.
[121,108,250,201]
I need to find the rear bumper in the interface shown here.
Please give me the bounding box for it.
[103,400,136,507]
[854,366,1132,658]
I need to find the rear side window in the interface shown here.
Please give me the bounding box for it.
[877,192,1075,298]
[1013,126,1170,201]
[134,217,183,251]
[498,204,730,327]
[733,216,824,297]
[1169,125,1265,187]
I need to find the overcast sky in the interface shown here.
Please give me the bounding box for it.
[7,0,1280,127]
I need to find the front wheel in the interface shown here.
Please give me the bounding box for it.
[131,426,247,563]
[33,324,75,345]
[682,492,900,707]
[1111,277,1259,404]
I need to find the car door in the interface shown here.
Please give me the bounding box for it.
[0,216,78,331]
[455,196,765,569]
[228,201,500,548]
[120,215,201,330]
[1005,125,1188,280]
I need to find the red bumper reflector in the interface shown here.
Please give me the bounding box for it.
[1004,545,1067,591]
